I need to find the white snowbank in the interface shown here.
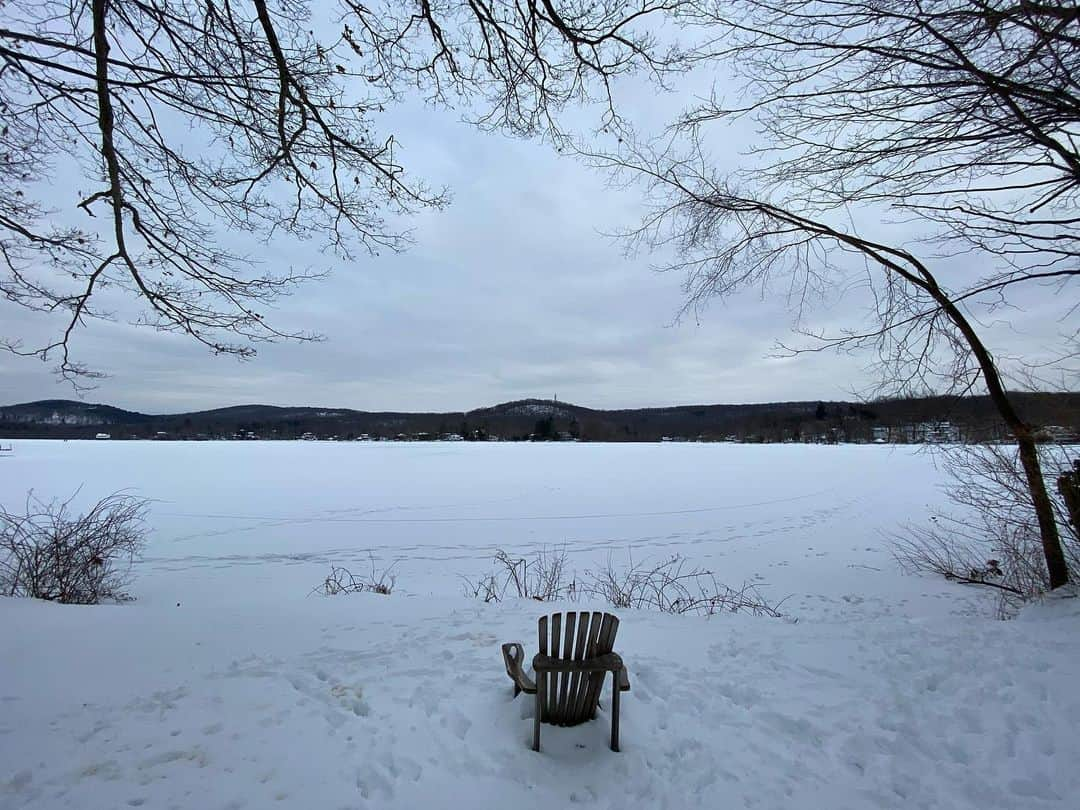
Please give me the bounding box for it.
[1,442,1077,809]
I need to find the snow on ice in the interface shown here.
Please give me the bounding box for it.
[1,440,1078,809]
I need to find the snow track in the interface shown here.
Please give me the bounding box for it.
[2,441,1078,808]
[2,595,1077,810]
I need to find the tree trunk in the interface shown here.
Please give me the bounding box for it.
[935,295,1071,589]
[1015,430,1071,589]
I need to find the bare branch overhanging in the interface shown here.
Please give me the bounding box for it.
[0,0,678,381]
[582,0,1077,587]
[672,0,1080,262]
[582,0,1079,400]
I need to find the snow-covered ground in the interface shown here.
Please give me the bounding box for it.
[1,441,1078,809]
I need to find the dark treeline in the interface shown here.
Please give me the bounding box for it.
[1,395,1077,443]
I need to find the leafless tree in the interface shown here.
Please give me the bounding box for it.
[892,443,1079,616]
[588,0,1079,588]
[1,0,677,382]
[339,0,682,137]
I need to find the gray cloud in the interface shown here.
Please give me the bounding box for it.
[1,79,1072,413]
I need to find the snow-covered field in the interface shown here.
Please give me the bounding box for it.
[1,441,1078,809]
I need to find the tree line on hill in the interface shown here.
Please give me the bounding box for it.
[1,394,1076,444]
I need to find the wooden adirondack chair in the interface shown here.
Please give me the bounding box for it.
[501,611,631,752]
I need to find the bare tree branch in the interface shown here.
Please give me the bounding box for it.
[587,0,1078,588]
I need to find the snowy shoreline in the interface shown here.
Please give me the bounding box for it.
[2,442,1078,808]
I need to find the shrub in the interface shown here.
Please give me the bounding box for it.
[585,553,787,617]
[461,547,575,602]
[463,548,787,617]
[316,555,397,596]
[1,491,149,604]
[891,443,1080,617]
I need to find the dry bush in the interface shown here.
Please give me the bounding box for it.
[585,553,787,617]
[461,547,574,602]
[892,443,1080,617]
[463,548,786,618]
[0,491,149,604]
[462,570,502,603]
[316,554,397,596]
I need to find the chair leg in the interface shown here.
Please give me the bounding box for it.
[533,673,543,752]
[610,672,620,752]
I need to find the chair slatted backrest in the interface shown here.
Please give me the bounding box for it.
[537,612,620,726]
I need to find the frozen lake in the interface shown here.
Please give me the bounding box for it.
[5,440,1077,810]
[0,440,958,617]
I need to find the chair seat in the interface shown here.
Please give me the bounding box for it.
[532,651,623,673]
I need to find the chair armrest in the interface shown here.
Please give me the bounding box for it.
[501,642,536,694]
[533,652,624,674]
[618,665,630,692]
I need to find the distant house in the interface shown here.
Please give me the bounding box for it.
[1038,425,1080,443]
[918,421,959,443]
[95,432,111,440]
[893,421,961,443]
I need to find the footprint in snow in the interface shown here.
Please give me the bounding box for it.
[443,709,472,740]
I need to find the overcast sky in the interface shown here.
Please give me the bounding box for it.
[0,29,1071,414]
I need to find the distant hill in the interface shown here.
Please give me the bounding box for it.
[1,394,1077,442]
[0,400,149,427]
